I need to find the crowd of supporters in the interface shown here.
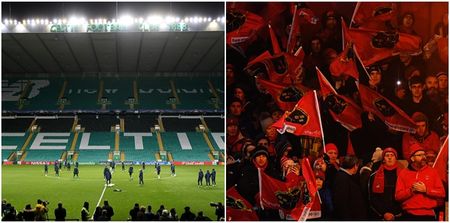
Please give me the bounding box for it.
[226,2,447,221]
[1,199,224,221]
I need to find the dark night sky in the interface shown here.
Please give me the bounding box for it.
[2,2,224,21]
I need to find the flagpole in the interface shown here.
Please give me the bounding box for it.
[341,16,345,51]
[258,168,264,210]
[433,136,448,168]
[349,2,360,29]
[313,90,326,154]
[287,4,298,54]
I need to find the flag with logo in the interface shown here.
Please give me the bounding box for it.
[271,91,322,138]
[256,78,305,111]
[351,2,396,29]
[342,18,421,66]
[358,84,416,133]
[226,186,259,221]
[226,9,265,53]
[317,67,363,131]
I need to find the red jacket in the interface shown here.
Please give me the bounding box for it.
[402,131,440,159]
[395,165,445,216]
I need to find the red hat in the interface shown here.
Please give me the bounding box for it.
[382,147,398,159]
[409,144,425,158]
[325,143,338,153]
[227,118,239,126]
[314,170,326,180]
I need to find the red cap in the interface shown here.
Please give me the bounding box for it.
[325,143,338,153]
[382,147,398,159]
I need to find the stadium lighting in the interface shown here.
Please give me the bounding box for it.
[397,80,402,86]
[3,19,8,25]
[175,17,180,22]
[139,17,144,23]
[207,17,212,22]
[62,18,67,24]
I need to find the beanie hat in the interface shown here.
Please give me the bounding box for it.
[325,143,338,153]
[409,143,425,159]
[382,147,398,159]
[436,72,448,79]
[251,145,269,160]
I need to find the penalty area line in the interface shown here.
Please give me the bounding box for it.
[91,183,107,220]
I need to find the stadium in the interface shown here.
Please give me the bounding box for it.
[2,2,225,221]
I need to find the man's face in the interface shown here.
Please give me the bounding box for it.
[234,88,245,101]
[226,65,235,86]
[369,71,382,86]
[311,39,321,54]
[415,121,427,137]
[326,150,338,163]
[271,111,282,121]
[255,154,268,168]
[265,126,278,141]
[226,124,238,137]
[383,152,397,167]
[229,101,242,116]
[409,83,423,98]
[315,178,324,190]
[411,151,427,168]
[402,14,414,28]
[326,17,337,29]
[257,138,269,148]
[438,75,448,90]
[425,76,438,90]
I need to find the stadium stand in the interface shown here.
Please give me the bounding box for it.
[2,118,34,132]
[161,132,211,161]
[202,117,224,132]
[162,117,201,132]
[34,118,74,132]
[122,114,158,132]
[77,114,119,132]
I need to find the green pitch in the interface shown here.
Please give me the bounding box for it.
[2,165,224,220]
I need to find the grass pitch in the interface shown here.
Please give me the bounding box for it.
[2,165,224,220]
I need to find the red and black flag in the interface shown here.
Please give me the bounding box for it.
[256,78,305,112]
[271,91,322,138]
[226,186,259,221]
[226,9,265,54]
[342,18,421,66]
[358,84,416,133]
[317,67,363,131]
[351,2,396,30]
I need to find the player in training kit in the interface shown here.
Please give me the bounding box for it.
[44,162,48,176]
[73,166,79,178]
[139,169,144,185]
[198,169,204,186]
[129,166,134,180]
[211,169,216,186]
[170,163,176,176]
[156,163,161,179]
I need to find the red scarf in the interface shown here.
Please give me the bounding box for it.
[372,162,400,193]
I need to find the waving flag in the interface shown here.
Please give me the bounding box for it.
[227,186,259,221]
[358,84,416,133]
[227,9,265,53]
[342,18,421,66]
[317,67,363,131]
[272,91,322,138]
[256,78,305,111]
[351,2,396,29]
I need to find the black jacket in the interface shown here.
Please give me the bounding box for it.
[332,169,368,220]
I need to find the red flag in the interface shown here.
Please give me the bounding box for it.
[342,18,421,66]
[226,186,259,221]
[329,47,359,80]
[292,158,318,220]
[317,67,363,131]
[256,78,305,111]
[433,136,448,183]
[358,84,416,133]
[286,4,317,54]
[352,2,396,30]
[269,24,282,55]
[226,9,265,53]
[271,91,322,138]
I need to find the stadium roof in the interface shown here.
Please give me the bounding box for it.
[3,31,224,74]
[2,2,224,75]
